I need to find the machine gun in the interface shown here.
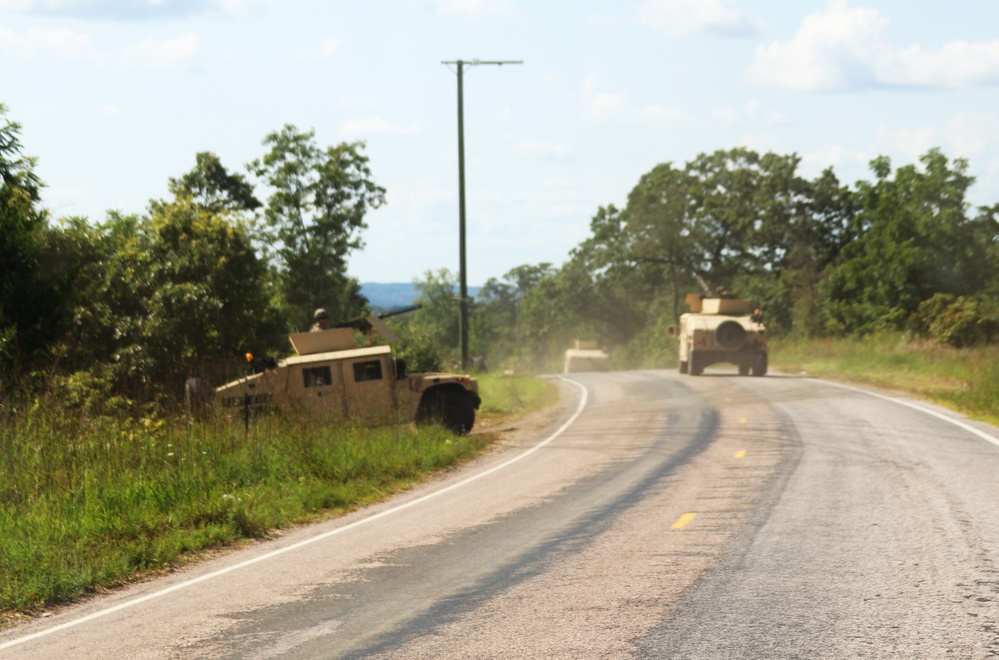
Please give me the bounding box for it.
[333,304,422,344]
[333,304,422,331]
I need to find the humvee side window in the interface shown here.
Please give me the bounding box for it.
[353,360,383,383]
[303,366,332,388]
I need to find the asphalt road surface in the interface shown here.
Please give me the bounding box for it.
[2,369,998,659]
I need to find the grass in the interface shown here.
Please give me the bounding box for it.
[770,334,999,426]
[0,372,558,619]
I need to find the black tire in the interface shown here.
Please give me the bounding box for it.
[738,364,750,376]
[417,389,476,434]
[715,320,747,350]
[689,351,703,376]
[679,360,689,374]
[752,353,768,377]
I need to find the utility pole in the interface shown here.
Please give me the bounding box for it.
[442,58,522,370]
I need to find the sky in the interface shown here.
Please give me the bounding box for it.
[3,1,999,286]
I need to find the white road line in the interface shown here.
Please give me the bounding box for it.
[1,379,589,652]
[818,379,999,449]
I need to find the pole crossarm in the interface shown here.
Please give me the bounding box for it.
[442,60,524,67]
[441,58,522,370]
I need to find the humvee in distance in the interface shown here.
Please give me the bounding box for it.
[563,339,611,374]
[215,313,481,434]
[672,293,767,377]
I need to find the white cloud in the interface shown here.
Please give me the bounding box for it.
[582,74,629,120]
[100,104,124,115]
[0,26,203,68]
[340,117,420,138]
[0,26,99,61]
[750,0,999,91]
[799,144,872,182]
[945,112,999,158]
[293,37,342,60]
[640,104,687,124]
[873,123,936,163]
[637,0,761,37]
[120,33,203,68]
[0,0,266,19]
[514,140,568,158]
[434,0,515,20]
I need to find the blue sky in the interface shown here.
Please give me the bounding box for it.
[3,0,999,284]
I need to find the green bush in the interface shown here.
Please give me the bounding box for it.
[909,294,999,347]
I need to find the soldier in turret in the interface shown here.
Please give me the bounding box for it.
[310,308,329,332]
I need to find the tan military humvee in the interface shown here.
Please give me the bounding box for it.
[672,293,767,376]
[215,315,481,434]
[563,339,611,374]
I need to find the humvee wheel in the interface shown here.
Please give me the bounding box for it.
[752,353,768,377]
[417,389,476,435]
[715,320,747,350]
[679,360,688,374]
[689,352,704,376]
[738,365,750,376]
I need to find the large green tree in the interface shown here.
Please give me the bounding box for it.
[249,125,385,329]
[0,103,58,381]
[821,149,991,334]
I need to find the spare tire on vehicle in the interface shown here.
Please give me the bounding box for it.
[715,320,747,349]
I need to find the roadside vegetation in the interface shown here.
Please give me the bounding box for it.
[770,335,999,426]
[0,372,555,618]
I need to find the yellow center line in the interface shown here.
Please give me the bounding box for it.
[734,450,746,459]
[671,512,697,529]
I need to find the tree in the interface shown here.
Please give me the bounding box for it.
[139,197,284,393]
[249,125,386,328]
[472,263,554,367]
[412,268,462,356]
[0,102,55,381]
[168,151,260,213]
[821,149,988,335]
[621,166,698,323]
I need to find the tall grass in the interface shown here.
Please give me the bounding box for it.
[771,333,999,424]
[0,373,556,616]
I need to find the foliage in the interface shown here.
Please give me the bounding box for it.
[471,263,554,369]
[410,268,462,362]
[0,102,55,382]
[249,125,385,329]
[0,371,555,615]
[821,150,992,335]
[0,410,498,613]
[909,294,998,348]
[770,333,999,425]
[168,151,261,214]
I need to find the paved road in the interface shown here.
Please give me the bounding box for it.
[2,370,998,658]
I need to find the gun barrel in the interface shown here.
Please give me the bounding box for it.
[377,304,422,319]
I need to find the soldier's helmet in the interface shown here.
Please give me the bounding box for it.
[314,308,328,320]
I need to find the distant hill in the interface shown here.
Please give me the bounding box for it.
[361,282,481,312]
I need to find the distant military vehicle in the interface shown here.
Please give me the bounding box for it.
[214,307,481,434]
[563,339,611,374]
[672,293,767,376]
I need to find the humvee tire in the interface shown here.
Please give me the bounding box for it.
[417,389,477,435]
[714,320,747,350]
[679,360,689,374]
[689,350,704,376]
[752,353,768,377]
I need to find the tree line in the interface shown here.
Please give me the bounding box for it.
[1,103,384,411]
[456,147,999,371]
[3,99,998,412]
